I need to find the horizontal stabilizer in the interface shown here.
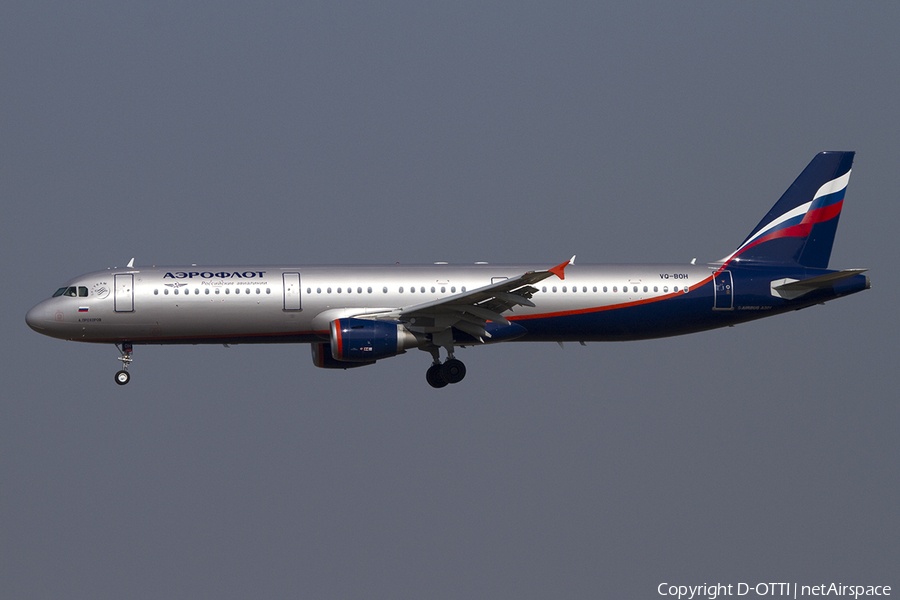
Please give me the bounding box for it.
[771,269,867,300]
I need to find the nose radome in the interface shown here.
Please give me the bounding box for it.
[26,303,48,332]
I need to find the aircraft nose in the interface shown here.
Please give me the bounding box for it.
[26,302,50,332]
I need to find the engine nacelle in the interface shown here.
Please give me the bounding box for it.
[311,342,375,369]
[329,318,418,362]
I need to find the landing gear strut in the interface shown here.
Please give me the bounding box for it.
[115,342,133,385]
[424,344,466,388]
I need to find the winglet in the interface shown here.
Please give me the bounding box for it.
[126,258,135,268]
[548,255,575,280]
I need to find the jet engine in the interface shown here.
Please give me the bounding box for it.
[329,318,419,362]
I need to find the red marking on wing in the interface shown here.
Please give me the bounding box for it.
[548,259,570,280]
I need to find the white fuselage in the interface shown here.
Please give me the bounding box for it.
[26,262,711,344]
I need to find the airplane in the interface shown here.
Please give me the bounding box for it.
[26,152,870,388]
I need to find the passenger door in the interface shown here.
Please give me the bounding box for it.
[283,272,302,311]
[114,274,134,312]
[713,271,733,310]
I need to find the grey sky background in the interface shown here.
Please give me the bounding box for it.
[2,2,897,598]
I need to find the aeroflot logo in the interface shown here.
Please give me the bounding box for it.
[164,271,267,279]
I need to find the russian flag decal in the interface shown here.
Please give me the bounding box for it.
[78,307,89,312]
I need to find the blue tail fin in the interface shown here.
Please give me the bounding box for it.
[724,151,854,268]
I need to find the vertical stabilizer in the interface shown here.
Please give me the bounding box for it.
[724,151,854,268]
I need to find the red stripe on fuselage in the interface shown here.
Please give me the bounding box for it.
[508,274,715,321]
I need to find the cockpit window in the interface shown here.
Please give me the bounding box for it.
[53,287,67,297]
[63,287,78,297]
[78,287,88,297]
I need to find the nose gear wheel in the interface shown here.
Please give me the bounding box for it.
[114,342,133,385]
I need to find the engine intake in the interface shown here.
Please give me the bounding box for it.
[330,318,418,362]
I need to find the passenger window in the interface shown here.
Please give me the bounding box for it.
[421,287,425,293]
[613,286,617,292]
[154,289,159,295]
[562,286,567,292]
[164,289,169,295]
[383,287,388,293]
[175,289,179,295]
[592,286,597,292]
[431,286,435,293]
[400,287,404,293]
[358,287,363,294]
[307,288,311,294]
[245,288,250,294]
[583,286,587,293]
[215,289,220,294]
[256,288,261,294]
[663,286,668,292]
[337,287,342,293]
[266,288,271,294]
[225,288,230,294]
[441,287,445,293]
[327,287,332,294]
[317,288,321,294]
[410,287,415,293]
[643,286,648,293]
[205,289,210,295]
[603,286,607,292]
[674,286,679,292]
[462,286,466,292]
[542,286,547,293]
[552,286,557,293]
[451,286,456,293]
[633,286,638,293]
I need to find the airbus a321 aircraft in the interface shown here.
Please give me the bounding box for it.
[27,152,869,388]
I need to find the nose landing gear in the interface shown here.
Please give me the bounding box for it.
[114,342,133,385]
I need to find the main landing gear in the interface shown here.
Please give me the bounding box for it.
[424,347,467,389]
[114,342,133,385]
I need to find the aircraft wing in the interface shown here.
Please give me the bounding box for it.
[358,257,575,341]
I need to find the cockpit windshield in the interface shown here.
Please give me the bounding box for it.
[52,286,87,298]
